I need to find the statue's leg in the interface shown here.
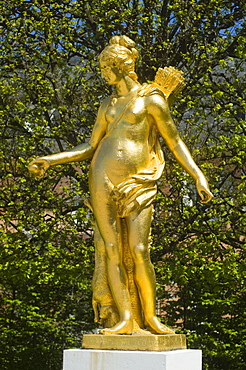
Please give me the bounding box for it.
[126,205,175,334]
[92,222,119,327]
[90,187,133,335]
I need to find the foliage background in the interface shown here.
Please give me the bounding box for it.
[0,1,245,369]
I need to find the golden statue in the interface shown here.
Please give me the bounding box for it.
[29,35,213,336]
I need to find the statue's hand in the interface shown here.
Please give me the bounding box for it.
[196,177,213,204]
[28,158,50,178]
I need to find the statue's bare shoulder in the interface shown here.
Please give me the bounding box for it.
[142,88,177,140]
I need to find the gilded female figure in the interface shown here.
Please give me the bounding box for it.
[29,36,212,335]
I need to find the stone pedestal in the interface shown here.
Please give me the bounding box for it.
[63,348,202,370]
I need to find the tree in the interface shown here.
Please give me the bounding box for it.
[0,1,245,369]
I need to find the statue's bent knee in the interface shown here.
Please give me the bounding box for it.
[131,243,149,263]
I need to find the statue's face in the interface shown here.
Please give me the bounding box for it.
[100,60,123,85]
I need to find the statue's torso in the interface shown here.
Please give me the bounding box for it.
[90,94,153,186]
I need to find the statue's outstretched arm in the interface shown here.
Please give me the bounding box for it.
[28,97,109,178]
[147,95,213,203]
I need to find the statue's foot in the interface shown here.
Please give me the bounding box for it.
[146,316,175,334]
[100,320,133,335]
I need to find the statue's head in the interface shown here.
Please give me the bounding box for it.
[99,35,139,82]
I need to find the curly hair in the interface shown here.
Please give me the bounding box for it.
[99,35,139,82]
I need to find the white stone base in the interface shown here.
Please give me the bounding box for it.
[63,348,202,370]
